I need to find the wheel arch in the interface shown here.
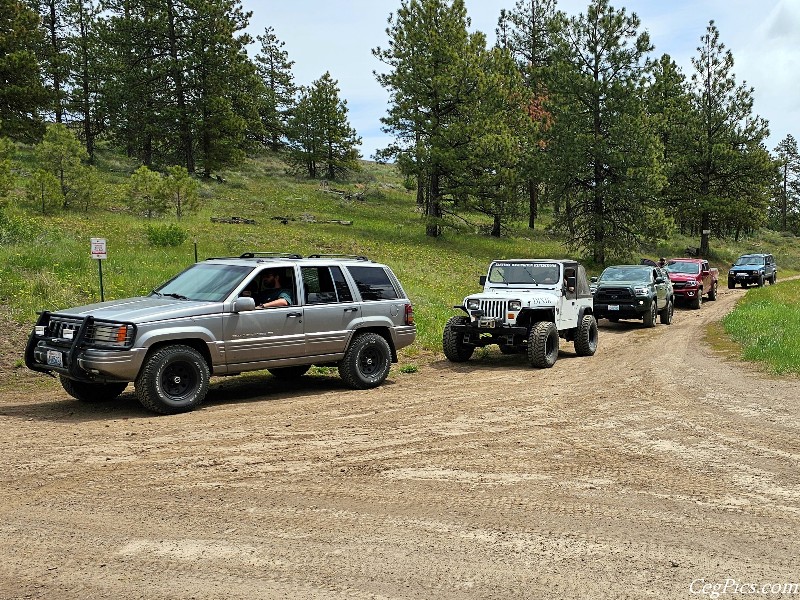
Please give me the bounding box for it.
[140,338,214,375]
[348,326,397,362]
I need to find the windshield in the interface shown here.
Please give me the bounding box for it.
[488,262,560,285]
[666,261,700,275]
[734,255,764,266]
[599,266,652,282]
[152,263,253,302]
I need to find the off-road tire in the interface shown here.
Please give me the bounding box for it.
[757,275,764,287]
[574,315,598,357]
[60,376,127,403]
[135,345,209,415]
[728,280,735,289]
[707,281,717,301]
[643,300,657,327]
[442,316,475,362]
[338,332,391,390]
[268,365,311,379]
[527,321,559,368]
[692,290,702,310]
[659,299,674,325]
[769,273,776,285]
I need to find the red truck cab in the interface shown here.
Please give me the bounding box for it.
[665,258,719,309]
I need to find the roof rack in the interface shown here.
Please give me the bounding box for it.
[204,252,304,260]
[306,254,369,261]
[239,252,304,259]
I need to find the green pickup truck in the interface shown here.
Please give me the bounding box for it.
[591,264,674,327]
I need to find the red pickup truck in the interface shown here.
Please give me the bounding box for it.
[664,258,719,309]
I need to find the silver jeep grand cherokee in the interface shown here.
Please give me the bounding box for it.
[25,253,416,414]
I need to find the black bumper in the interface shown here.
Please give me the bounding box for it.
[594,301,650,320]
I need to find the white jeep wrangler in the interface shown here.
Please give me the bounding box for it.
[443,259,598,367]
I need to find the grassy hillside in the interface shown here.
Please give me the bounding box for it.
[3,144,800,358]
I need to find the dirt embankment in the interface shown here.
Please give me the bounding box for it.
[2,287,799,599]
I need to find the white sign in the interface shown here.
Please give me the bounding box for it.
[91,237,107,260]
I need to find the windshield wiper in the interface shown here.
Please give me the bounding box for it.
[150,290,163,298]
[163,292,190,300]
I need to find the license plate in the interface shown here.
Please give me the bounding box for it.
[737,273,746,277]
[46,350,63,367]
[608,305,619,311]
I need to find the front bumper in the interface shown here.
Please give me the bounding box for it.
[25,312,142,383]
[728,271,763,285]
[594,300,651,320]
[448,318,528,347]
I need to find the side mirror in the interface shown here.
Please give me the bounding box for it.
[479,275,486,286]
[567,276,577,288]
[590,276,598,283]
[233,296,256,312]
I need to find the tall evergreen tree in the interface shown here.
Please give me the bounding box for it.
[36,0,71,124]
[0,0,49,141]
[548,0,666,264]
[254,26,295,151]
[676,21,774,254]
[497,0,561,229]
[772,134,800,232]
[286,73,361,180]
[64,0,103,162]
[374,0,486,237]
[643,54,693,230]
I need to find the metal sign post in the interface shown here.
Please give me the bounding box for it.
[91,237,107,302]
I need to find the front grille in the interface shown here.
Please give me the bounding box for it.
[479,299,507,319]
[595,287,634,303]
[672,282,687,290]
[47,316,90,340]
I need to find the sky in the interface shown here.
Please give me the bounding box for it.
[241,0,800,160]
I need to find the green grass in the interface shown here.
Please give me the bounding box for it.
[722,280,800,375]
[4,144,800,361]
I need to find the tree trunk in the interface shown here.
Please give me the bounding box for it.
[528,179,538,229]
[426,167,442,237]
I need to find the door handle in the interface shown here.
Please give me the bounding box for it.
[287,312,302,318]
[343,307,358,313]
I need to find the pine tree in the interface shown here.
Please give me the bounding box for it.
[374,0,485,237]
[772,135,800,232]
[36,0,71,124]
[160,165,199,220]
[286,73,361,180]
[0,0,50,141]
[34,123,88,208]
[254,26,295,151]
[548,0,666,264]
[126,165,168,218]
[676,21,774,253]
[497,0,561,229]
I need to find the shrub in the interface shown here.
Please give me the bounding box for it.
[145,223,187,247]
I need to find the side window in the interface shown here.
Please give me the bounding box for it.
[301,266,355,304]
[302,266,338,304]
[347,266,399,301]
[331,266,354,302]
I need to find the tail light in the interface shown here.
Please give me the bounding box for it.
[404,303,414,325]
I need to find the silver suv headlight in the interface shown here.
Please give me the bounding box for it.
[466,299,480,310]
[508,300,522,311]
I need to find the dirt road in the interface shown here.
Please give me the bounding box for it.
[2,286,799,600]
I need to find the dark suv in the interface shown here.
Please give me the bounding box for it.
[25,253,416,414]
[727,253,777,288]
[591,264,674,327]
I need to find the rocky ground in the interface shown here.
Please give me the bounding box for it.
[1,286,799,599]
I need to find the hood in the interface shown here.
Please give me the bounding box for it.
[729,264,761,273]
[668,272,699,282]
[54,296,222,323]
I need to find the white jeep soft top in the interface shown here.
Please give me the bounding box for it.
[442,259,598,367]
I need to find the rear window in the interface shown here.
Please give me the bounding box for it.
[347,266,399,301]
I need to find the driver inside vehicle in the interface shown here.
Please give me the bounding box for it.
[241,270,293,308]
